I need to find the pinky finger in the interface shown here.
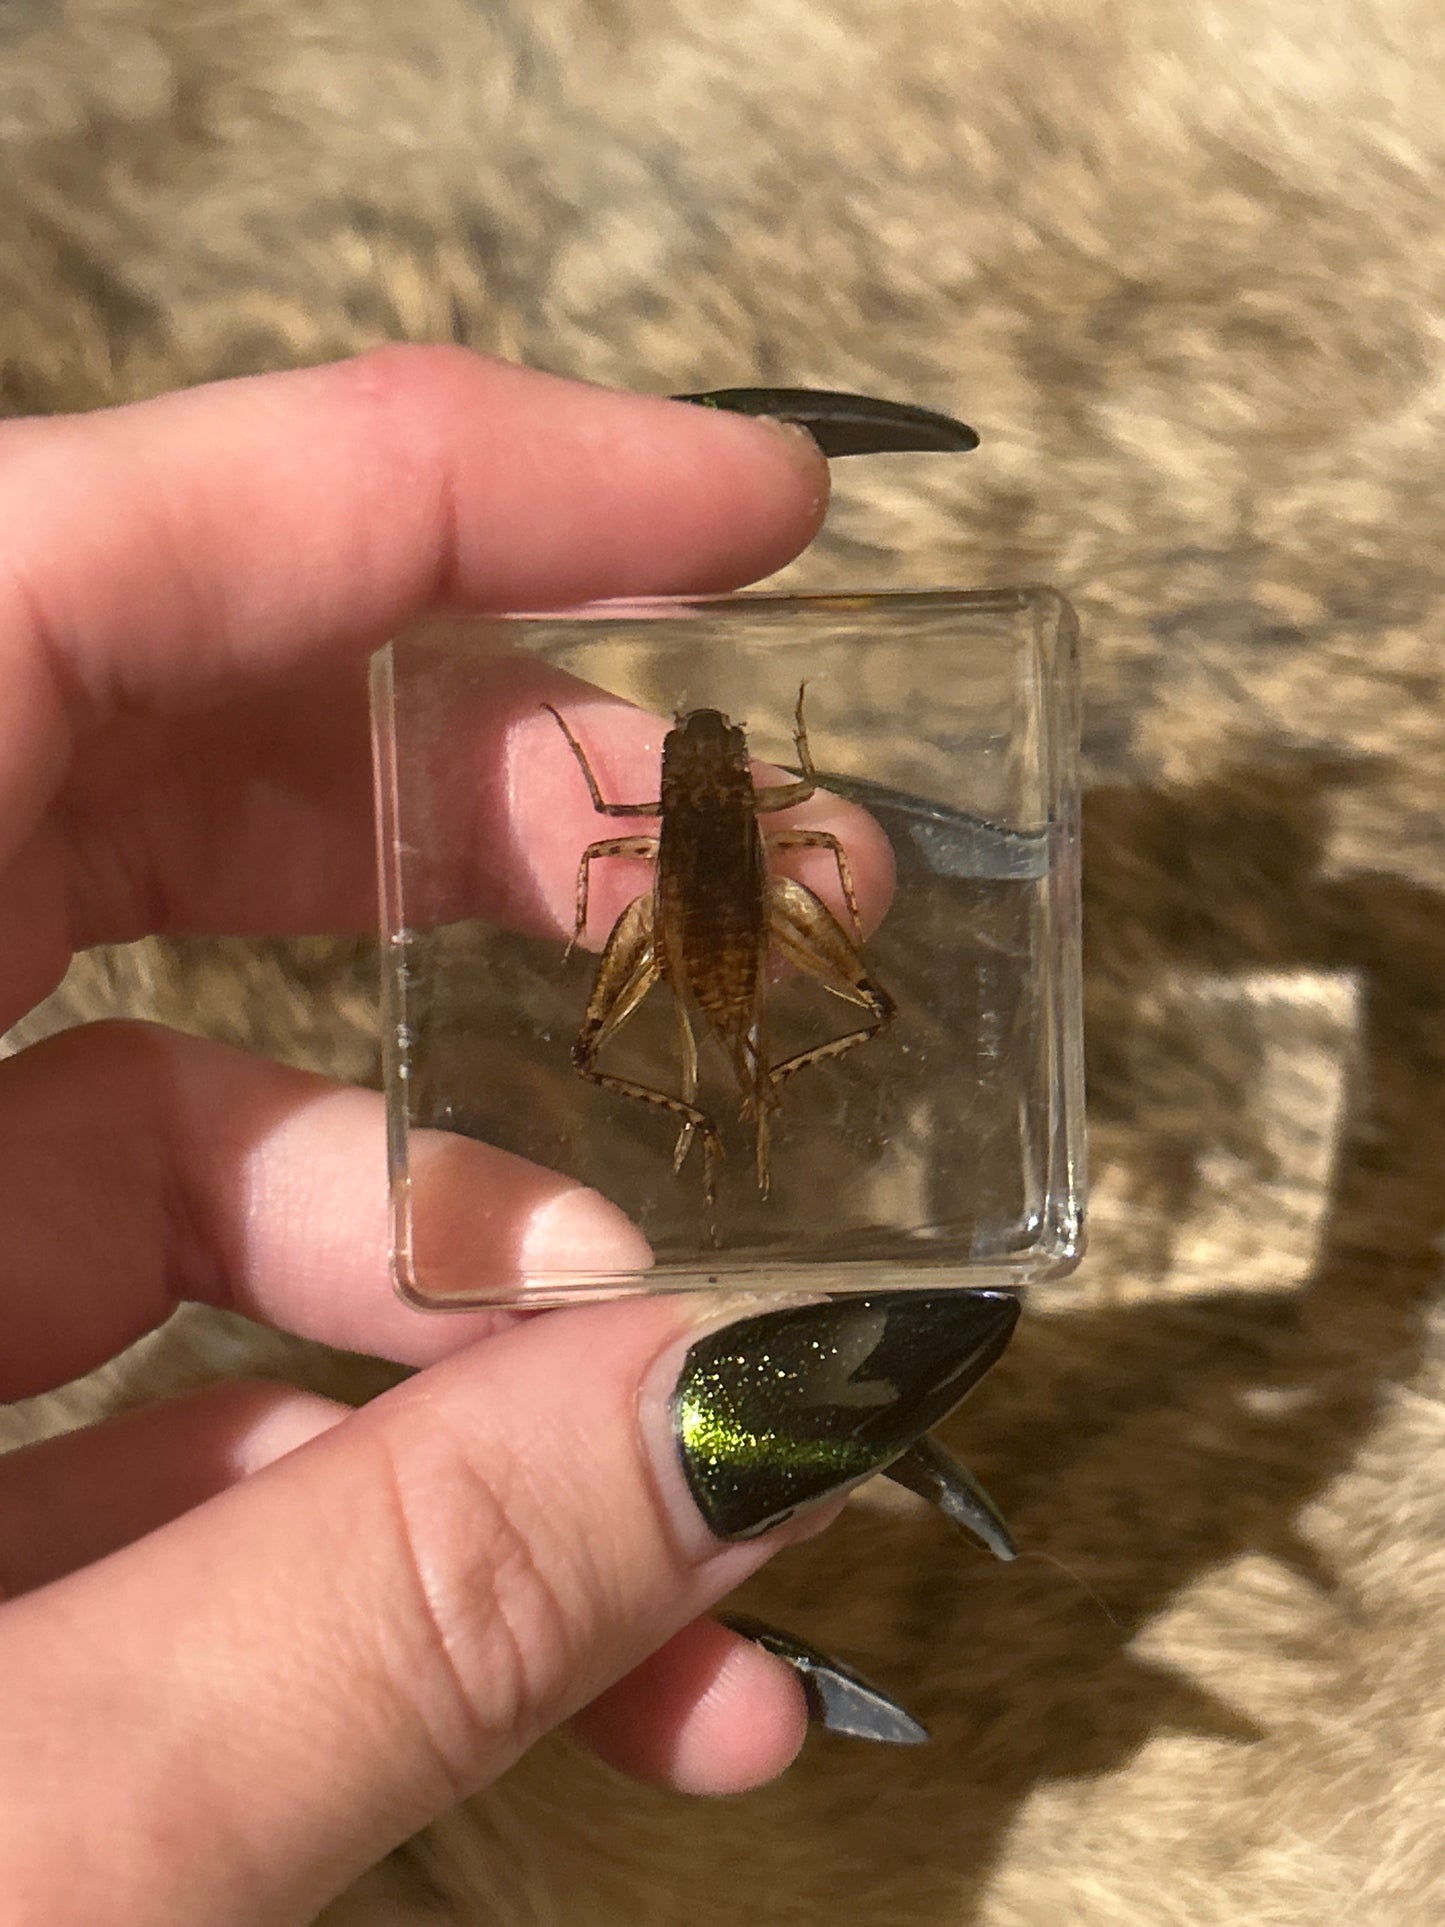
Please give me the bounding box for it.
[0,1381,347,1597]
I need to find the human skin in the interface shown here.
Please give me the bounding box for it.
[0,347,847,1924]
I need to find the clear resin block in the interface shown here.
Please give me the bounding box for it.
[372,589,1084,1308]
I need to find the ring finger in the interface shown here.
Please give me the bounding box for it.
[0,1019,652,1401]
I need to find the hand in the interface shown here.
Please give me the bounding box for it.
[0,348,836,1924]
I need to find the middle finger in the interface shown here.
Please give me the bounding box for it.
[57,648,892,949]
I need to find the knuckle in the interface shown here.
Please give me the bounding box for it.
[346,339,479,398]
[51,1018,222,1280]
[338,343,472,600]
[372,1420,584,1797]
[15,1019,184,1149]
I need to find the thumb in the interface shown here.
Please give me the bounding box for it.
[0,1297,783,1925]
[0,1287,1011,1925]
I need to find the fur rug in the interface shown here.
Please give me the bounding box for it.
[3,1,1445,1919]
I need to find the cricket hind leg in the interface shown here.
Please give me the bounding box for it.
[671,996,724,1242]
[731,1016,777,1198]
[669,992,703,1175]
[572,895,724,1207]
[765,875,895,1095]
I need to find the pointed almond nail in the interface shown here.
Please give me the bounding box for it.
[672,1290,1019,1541]
[884,1433,1017,1560]
[719,1612,928,1745]
[672,387,979,456]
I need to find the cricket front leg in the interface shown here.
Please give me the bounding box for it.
[751,682,818,814]
[544,703,662,816]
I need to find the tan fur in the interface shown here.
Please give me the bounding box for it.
[4,0,1445,1919]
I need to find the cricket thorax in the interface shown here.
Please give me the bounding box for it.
[657,709,768,1015]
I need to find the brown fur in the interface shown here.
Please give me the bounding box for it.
[4,0,1445,1919]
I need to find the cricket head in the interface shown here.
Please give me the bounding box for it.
[662,705,750,785]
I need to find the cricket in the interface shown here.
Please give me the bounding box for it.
[543,685,896,1210]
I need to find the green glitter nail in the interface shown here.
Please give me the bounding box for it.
[670,1291,1018,1541]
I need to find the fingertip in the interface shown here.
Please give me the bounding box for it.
[520,1181,654,1277]
[668,1631,811,1796]
[401,1124,654,1320]
[571,1617,809,1795]
[689,410,831,584]
[225,1383,350,1474]
[661,403,832,554]
[346,345,831,599]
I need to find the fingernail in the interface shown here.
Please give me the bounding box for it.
[671,1290,1019,1541]
[884,1435,1017,1561]
[671,387,980,457]
[719,1612,928,1746]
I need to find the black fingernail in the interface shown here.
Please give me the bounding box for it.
[672,386,980,456]
[672,1290,1019,1541]
[719,1612,928,1746]
[884,1434,1017,1561]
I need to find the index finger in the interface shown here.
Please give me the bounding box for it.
[0,347,828,845]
